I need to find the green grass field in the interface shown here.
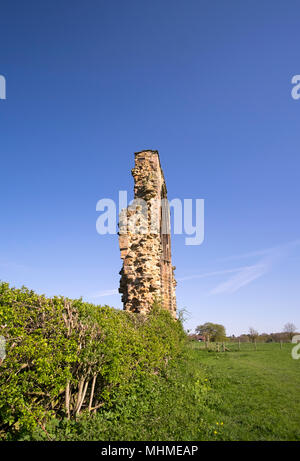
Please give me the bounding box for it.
[187,341,300,440]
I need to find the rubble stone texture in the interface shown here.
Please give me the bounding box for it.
[118,150,177,318]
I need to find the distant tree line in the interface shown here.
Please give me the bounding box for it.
[189,322,298,343]
[231,323,298,343]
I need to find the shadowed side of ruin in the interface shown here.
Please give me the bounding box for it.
[118,150,177,318]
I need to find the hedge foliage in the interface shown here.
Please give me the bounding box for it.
[0,282,185,440]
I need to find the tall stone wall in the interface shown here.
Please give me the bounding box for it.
[118,150,177,318]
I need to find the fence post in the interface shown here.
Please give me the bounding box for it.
[254,340,257,351]
[280,340,282,349]
[238,339,241,351]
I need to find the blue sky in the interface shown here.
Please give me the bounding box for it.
[0,0,299,335]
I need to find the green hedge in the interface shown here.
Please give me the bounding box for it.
[0,282,185,440]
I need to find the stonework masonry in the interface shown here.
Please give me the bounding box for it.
[118,150,177,318]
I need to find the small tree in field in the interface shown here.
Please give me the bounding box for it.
[248,327,259,343]
[284,323,297,341]
[195,322,226,342]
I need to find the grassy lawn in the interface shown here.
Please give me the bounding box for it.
[191,342,300,440]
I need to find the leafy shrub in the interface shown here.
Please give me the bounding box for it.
[0,283,185,440]
[19,350,214,441]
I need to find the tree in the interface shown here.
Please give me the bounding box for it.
[195,322,226,342]
[284,322,297,341]
[248,327,259,343]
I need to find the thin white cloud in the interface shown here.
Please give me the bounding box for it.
[177,267,246,281]
[218,239,300,262]
[177,238,300,295]
[89,289,118,298]
[210,263,269,294]
[210,238,300,295]
[0,261,30,270]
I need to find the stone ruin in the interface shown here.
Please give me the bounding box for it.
[118,150,177,318]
